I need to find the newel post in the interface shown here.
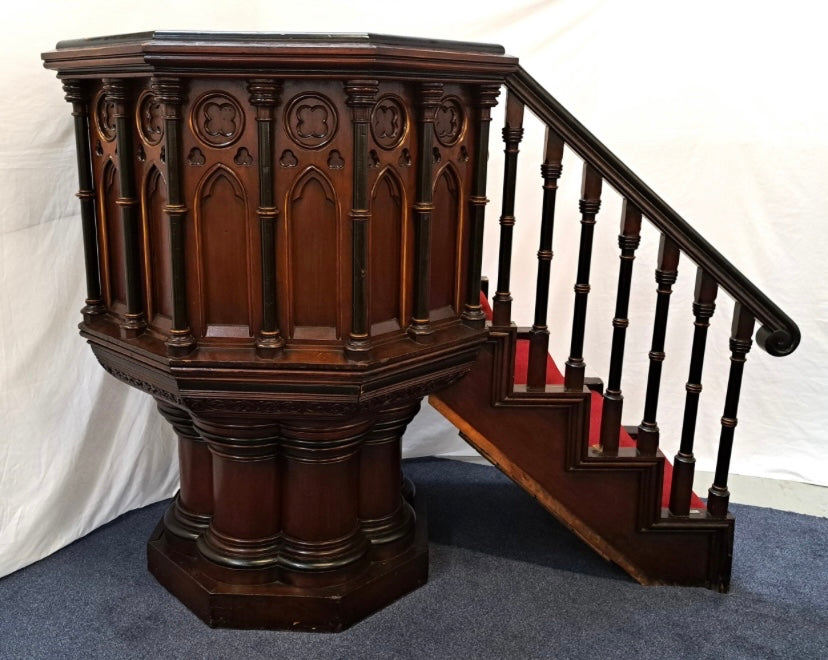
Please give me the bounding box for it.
[462,83,500,328]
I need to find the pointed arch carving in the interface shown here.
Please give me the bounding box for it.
[194,164,253,338]
[369,166,407,334]
[142,165,172,328]
[285,166,340,339]
[430,162,461,315]
[100,158,126,308]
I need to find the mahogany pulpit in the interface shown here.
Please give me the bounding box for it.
[42,32,515,631]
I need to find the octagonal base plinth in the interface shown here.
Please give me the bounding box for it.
[147,492,428,632]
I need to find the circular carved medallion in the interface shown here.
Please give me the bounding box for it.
[370,96,407,150]
[434,97,465,147]
[136,90,164,146]
[94,90,117,143]
[285,94,337,149]
[191,92,245,148]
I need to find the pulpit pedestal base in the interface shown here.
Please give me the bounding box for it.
[147,491,428,632]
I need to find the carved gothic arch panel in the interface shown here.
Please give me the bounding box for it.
[100,158,126,309]
[369,166,407,334]
[430,163,461,316]
[285,166,341,340]
[193,164,253,338]
[141,166,172,329]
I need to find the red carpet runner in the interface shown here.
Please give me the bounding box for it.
[480,294,703,510]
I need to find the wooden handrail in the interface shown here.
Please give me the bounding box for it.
[505,67,800,357]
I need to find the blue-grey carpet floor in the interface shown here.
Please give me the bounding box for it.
[1,458,826,659]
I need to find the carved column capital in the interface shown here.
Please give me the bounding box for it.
[61,79,86,107]
[476,83,501,109]
[248,78,282,106]
[101,78,127,113]
[416,82,443,119]
[151,76,185,119]
[248,78,282,121]
[345,79,379,122]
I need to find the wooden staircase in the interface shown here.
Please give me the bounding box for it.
[431,330,733,590]
[427,66,800,593]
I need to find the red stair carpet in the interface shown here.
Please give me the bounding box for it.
[479,294,703,510]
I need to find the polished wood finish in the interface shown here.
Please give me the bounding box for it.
[492,91,524,328]
[636,235,680,455]
[564,163,602,391]
[669,269,717,516]
[506,68,799,357]
[63,80,107,322]
[248,78,285,356]
[598,200,642,454]
[527,128,564,389]
[44,31,801,629]
[44,32,507,631]
[153,76,196,355]
[462,84,500,327]
[431,331,734,591]
[707,303,755,517]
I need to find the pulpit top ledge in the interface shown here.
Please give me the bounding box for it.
[42,31,519,79]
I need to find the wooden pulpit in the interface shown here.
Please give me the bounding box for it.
[42,32,516,631]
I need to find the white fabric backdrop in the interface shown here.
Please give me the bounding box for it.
[2,0,826,578]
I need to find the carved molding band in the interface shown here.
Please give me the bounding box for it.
[191,92,244,148]
[100,363,182,405]
[285,93,338,149]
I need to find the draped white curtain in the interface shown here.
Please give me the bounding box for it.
[2,0,825,578]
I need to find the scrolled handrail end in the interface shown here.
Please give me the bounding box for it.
[756,324,800,357]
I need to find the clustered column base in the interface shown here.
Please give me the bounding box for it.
[147,491,428,632]
[146,400,430,631]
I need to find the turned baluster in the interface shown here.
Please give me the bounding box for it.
[463,84,500,328]
[526,128,565,388]
[103,78,146,338]
[152,76,195,355]
[62,80,106,322]
[564,163,603,391]
[491,91,525,328]
[599,200,642,454]
[346,79,379,356]
[708,303,755,518]
[637,235,680,455]
[669,269,717,515]
[408,82,443,338]
[248,79,285,356]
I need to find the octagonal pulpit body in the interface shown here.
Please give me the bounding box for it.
[43,32,517,631]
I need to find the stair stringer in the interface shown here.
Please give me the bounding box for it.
[429,330,734,591]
